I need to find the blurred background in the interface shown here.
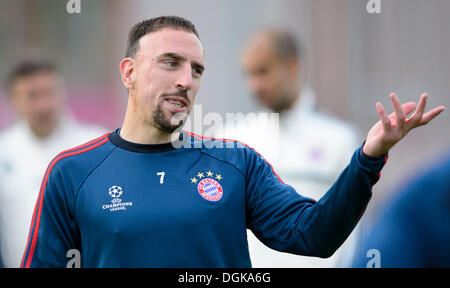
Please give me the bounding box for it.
[0,0,449,266]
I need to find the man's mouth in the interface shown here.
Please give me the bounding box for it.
[168,99,185,108]
[164,96,188,112]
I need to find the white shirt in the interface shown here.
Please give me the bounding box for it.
[0,116,106,267]
[217,87,361,267]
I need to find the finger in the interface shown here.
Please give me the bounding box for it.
[390,93,406,128]
[406,93,427,129]
[387,102,416,120]
[415,106,446,127]
[376,102,391,131]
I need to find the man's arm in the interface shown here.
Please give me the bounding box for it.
[246,93,444,257]
[245,143,387,257]
[21,162,80,268]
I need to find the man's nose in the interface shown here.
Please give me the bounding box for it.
[175,65,193,91]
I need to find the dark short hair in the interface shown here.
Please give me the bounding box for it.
[125,16,200,58]
[6,59,58,89]
[266,29,301,62]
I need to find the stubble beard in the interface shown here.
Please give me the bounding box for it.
[151,100,188,133]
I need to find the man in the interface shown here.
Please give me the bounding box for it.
[21,16,444,268]
[352,150,450,268]
[0,60,105,267]
[219,29,361,267]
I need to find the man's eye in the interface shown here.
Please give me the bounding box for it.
[192,68,202,76]
[164,61,177,68]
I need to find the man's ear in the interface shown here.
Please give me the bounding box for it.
[120,58,136,90]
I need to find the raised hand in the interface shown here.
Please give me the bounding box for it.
[362,93,445,157]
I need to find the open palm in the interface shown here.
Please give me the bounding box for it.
[363,93,445,157]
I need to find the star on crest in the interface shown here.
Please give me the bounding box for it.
[190,170,224,184]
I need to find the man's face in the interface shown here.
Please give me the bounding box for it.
[242,38,294,112]
[10,71,63,138]
[132,28,204,133]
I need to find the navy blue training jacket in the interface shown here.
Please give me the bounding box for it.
[22,129,387,267]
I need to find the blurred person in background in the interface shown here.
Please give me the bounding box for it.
[0,59,105,267]
[352,149,450,268]
[218,29,360,267]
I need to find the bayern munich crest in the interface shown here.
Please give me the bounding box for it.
[198,178,223,201]
[190,171,224,202]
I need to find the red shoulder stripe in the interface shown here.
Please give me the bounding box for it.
[21,134,109,268]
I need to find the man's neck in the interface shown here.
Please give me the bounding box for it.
[120,120,177,145]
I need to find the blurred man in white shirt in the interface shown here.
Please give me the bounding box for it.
[218,29,360,267]
[0,60,105,267]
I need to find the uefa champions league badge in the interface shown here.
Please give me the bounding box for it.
[102,185,133,212]
[190,170,224,202]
